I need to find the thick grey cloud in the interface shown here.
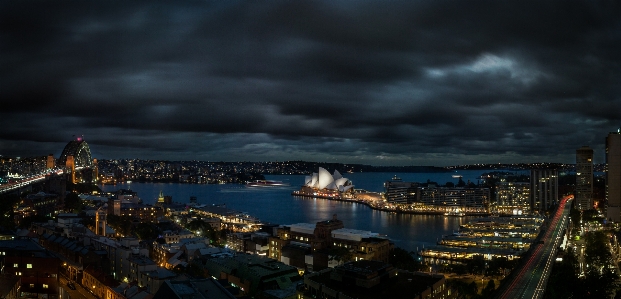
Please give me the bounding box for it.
[1,0,620,166]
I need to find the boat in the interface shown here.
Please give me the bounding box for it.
[246,180,290,187]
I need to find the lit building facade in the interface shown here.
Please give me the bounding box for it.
[384,179,418,204]
[576,146,594,211]
[607,130,621,222]
[416,187,490,211]
[530,169,558,213]
[0,240,60,299]
[496,182,530,213]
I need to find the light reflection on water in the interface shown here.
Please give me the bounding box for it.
[102,171,490,251]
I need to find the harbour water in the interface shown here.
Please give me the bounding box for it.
[100,170,520,252]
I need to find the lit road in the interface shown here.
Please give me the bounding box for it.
[0,168,63,194]
[495,195,573,299]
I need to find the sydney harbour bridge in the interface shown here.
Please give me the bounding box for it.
[0,138,98,194]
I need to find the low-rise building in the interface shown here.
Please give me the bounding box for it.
[200,253,301,297]
[153,278,236,299]
[0,276,20,299]
[269,216,392,271]
[82,266,120,299]
[0,239,60,299]
[301,261,456,299]
[161,230,194,244]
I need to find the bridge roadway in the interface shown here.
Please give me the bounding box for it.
[0,168,64,194]
[495,195,573,299]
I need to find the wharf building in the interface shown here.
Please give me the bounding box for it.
[419,216,543,263]
[576,146,594,211]
[268,215,392,272]
[301,260,456,299]
[192,204,260,232]
[530,169,559,213]
[607,129,621,222]
[293,168,355,200]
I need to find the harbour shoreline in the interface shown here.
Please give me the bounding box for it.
[291,190,491,217]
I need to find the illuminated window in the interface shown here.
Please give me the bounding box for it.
[13,264,17,267]
[43,284,49,289]
[30,284,34,288]
[27,264,32,268]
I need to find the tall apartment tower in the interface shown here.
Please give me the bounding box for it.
[606,129,621,222]
[530,169,559,213]
[576,146,594,211]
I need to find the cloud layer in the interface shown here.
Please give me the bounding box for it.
[1,1,620,165]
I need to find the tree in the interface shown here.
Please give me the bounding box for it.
[19,215,52,229]
[107,215,132,236]
[134,222,160,240]
[481,279,495,298]
[64,192,83,212]
[389,247,423,271]
[185,262,207,278]
[80,216,96,230]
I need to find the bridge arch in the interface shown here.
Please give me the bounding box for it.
[58,140,93,168]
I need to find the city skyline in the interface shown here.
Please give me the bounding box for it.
[1,1,620,166]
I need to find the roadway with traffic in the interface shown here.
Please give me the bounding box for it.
[495,195,573,299]
[0,168,63,194]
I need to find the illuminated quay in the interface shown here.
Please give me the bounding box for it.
[419,215,544,263]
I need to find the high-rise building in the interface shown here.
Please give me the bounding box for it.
[530,169,558,213]
[606,129,621,222]
[576,146,594,211]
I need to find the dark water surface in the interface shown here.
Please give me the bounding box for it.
[101,170,512,251]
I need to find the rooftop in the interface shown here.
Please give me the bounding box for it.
[307,268,444,299]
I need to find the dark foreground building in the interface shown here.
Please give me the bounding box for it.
[301,260,456,299]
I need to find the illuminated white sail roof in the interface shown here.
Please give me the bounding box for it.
[304,167,353,192]
[317,167,334,189]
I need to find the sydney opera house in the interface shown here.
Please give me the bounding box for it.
[292,167,355,199]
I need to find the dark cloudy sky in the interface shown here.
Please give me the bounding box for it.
[1,1,620,166]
